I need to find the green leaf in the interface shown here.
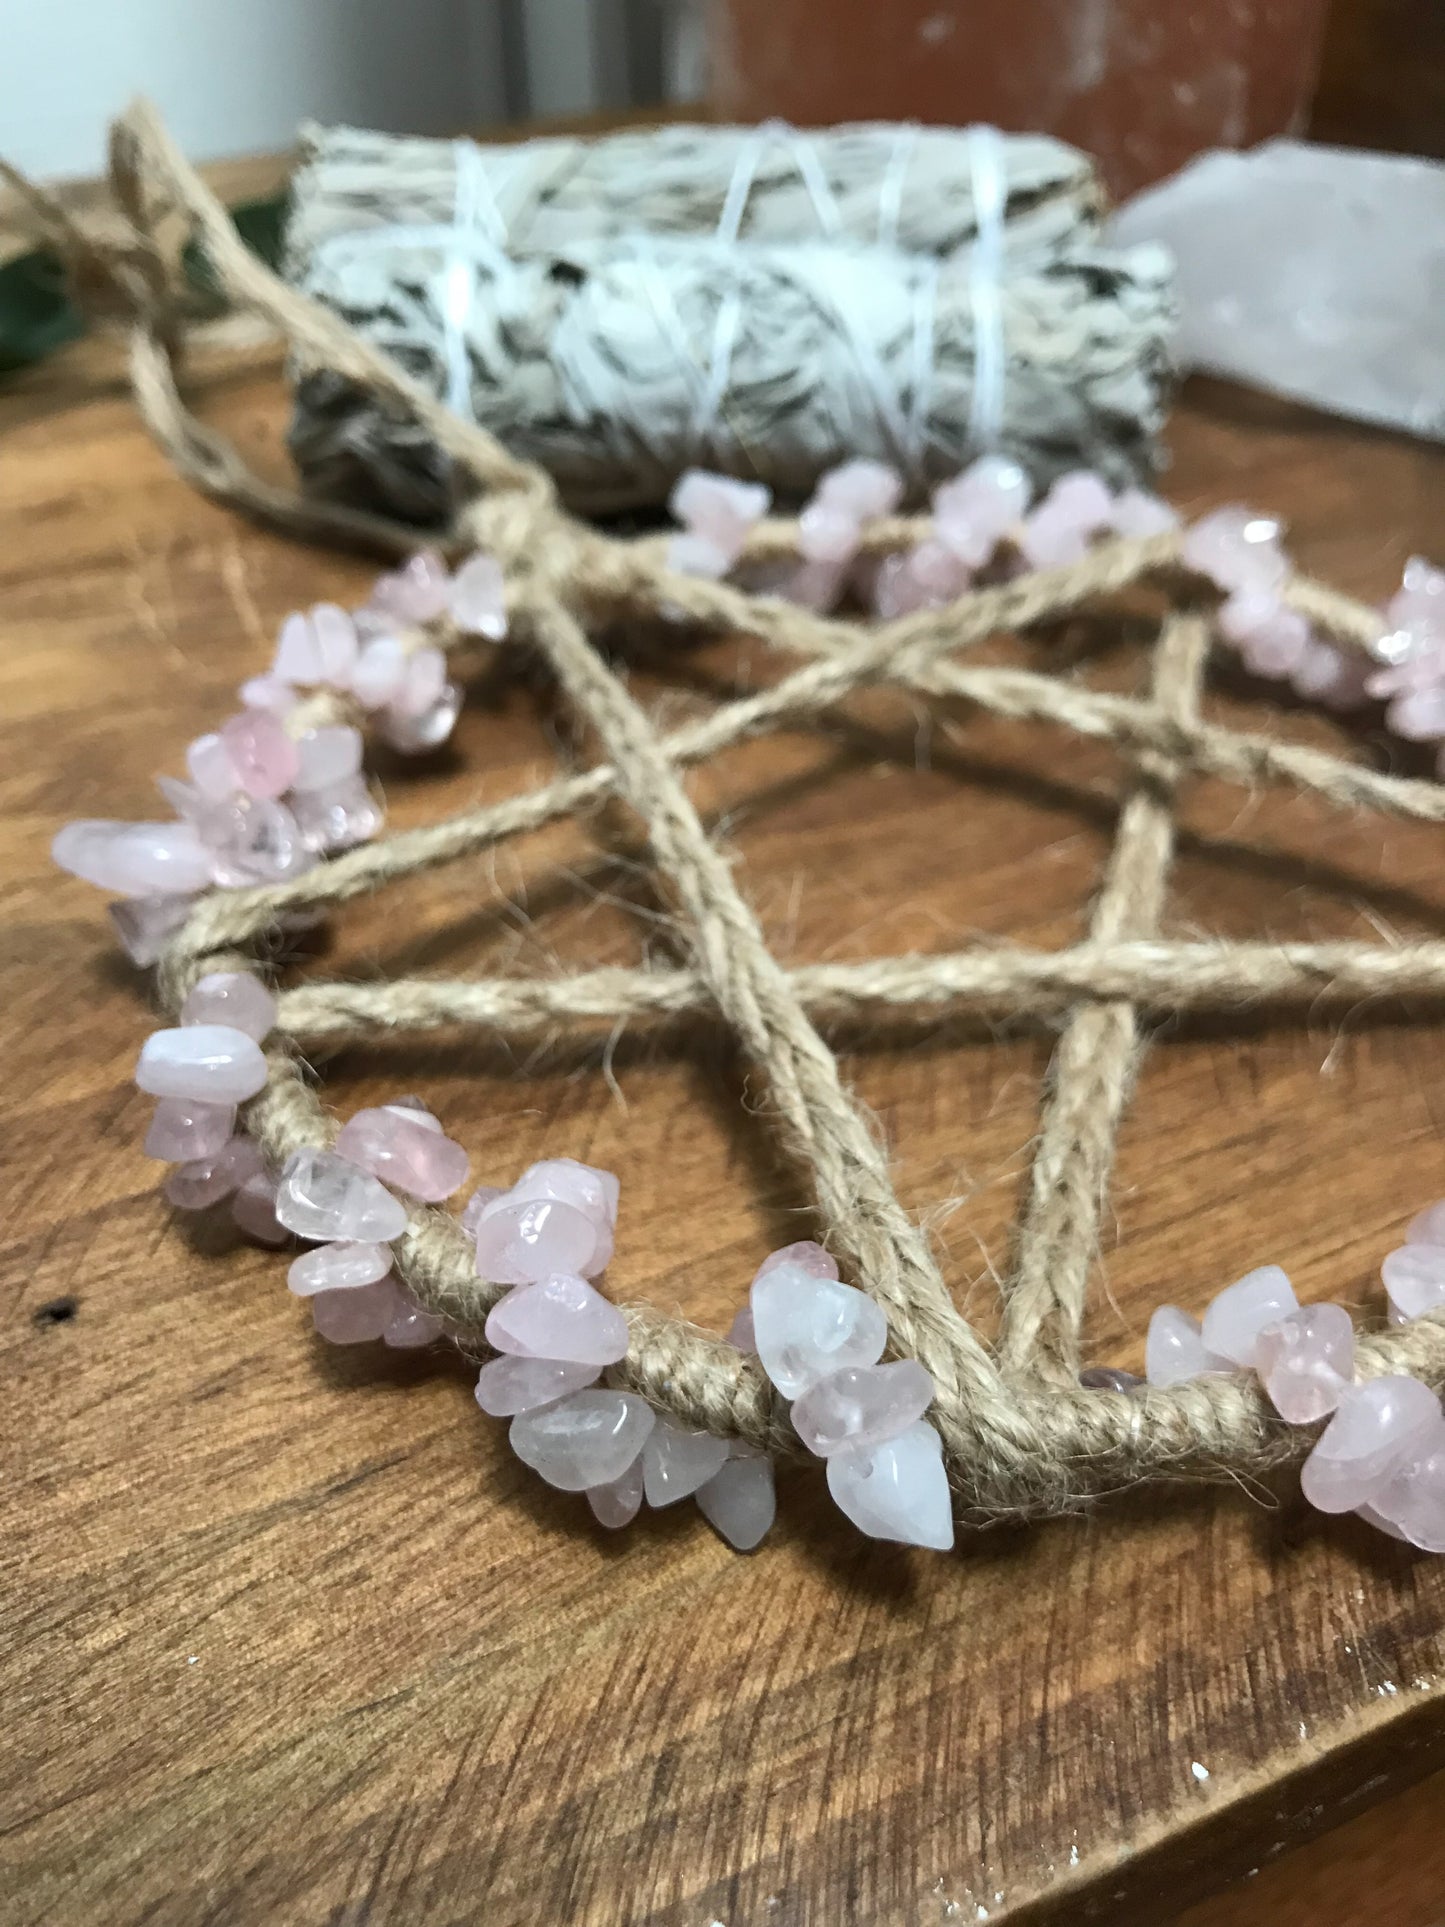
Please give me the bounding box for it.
[0,246,81,374]
[0,192,285,377]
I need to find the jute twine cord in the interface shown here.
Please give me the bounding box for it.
[19,100,1445,1524]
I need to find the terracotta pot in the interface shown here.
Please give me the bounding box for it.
[709,0,1331,198]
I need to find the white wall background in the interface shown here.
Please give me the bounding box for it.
[0,0,701,180]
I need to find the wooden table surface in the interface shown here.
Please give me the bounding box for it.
[4,294,1445,1925]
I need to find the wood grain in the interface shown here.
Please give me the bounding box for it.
[4,322,1445,1926]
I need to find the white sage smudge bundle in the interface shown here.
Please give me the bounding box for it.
[284,121,1176,519]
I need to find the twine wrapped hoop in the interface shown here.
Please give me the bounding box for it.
[17,101,1445,1529]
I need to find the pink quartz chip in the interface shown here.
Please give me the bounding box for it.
[797,503,861,567]
[933,455,1031,565]
[392,645,447,718]
[1255,1303,1355,1423]
[449,552,508,639]
[727,1306,756,1352]
[163,1135,264,1210]
[1369,1435,1445,1552]
[1180,507,1288,596]
[383,1294,445,1349]
[1406,1201,1445,1247]
[669,470,770,560]
[817,459,903,522]
[1110,489,1179,539]
[292,725,362,792]
[380,684,461,753]
[825,1420,953,1550]
[1200,1265,1297,1368]
[144,1095,236,1162]
[351,634,409,710]
[475,1354,601,1416]
[54,819,215,897]
[230,1169,289,1246]
[586,1457,645,1529]
[136,1024,269,1103]
[186,732,240,798]
[291,776,384,854]
[473,1192,606,1284]
[287,1241,394,1297]
[696,1448,776,1550]
[274,1147,409,1243]
[752,1241,839,1287]
[180,971,277,1042]
[1382,1243,1445,1323]
[511,1158,619,1229]
[483,1274,629,1366]
[790,1359,934,1457]
[334,1105,469,1202]
[509,1390,655,1491]
[1300,1375,1443,1514]
[311,1277,401,1344]
[642,1419,731,1506]
[1144,1306,1225,1387]
[197,793,312,887]
[219,710,300,801]
[372,552,451,626]
[109,893,196,967]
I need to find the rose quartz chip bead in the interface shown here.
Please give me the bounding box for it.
[587,1458,645,1529]
[291,776,384,853]
[274,603,358,687]
[826,1421,954,1551]
[695,1447,776,1551]
[1110,489,1179,539]
[933,455,1031,567]
[753,1240,839,1285]
[274,1148,408,1243]
[667,470,771,576]
[163,1135,263,1210]
[1382,1242,1445,1323]
[1200,1265,1297,1367]
[109,893,195,966]
[1181,507,1288,596]
[484,1275,629,1366]
[137,1025,269,1103]
[510,1391,655,1491]
[473,1159,618,1284]
[287,1242,393,1296]
[144,1096,235,1162]
[1300,1376,1443,1514]
[816,458,903,523]
[1217,592,1311,679]
[371,552,452,626]
[1368,1431,1445,1553]
[334,1105,468,1203]
[449,552,508,639]
[311,1278,399,1345]
[379,683,462,754]
[1144,1307,1226,1387]
[790,1360,934,1458]
[476,1355,601,1417]
[218,710,300,800]
[1016,470,1113,571]
[54,819,214,896]
[1255,1304,1354,1423]
[750,1263,888,1399]
[230,1168,289,1246]
[642,1420,731,1506]
[180,971,276,1042]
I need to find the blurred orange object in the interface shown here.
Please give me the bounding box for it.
[710,0,1331,198]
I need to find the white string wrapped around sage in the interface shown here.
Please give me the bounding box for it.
[284,121,1176,519]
